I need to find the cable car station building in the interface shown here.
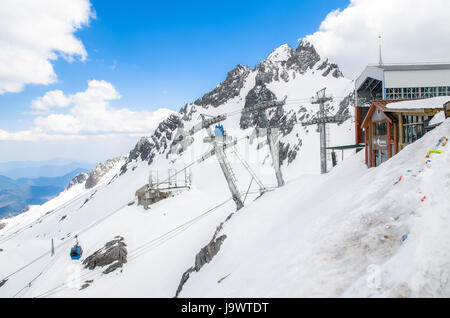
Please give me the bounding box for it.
[354,63,450,145]
[354,63,450,167]
[361,97,449,167]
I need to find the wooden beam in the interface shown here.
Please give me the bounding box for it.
[393,121,398,155]
[399,112,403,146]
[387,121,392,158]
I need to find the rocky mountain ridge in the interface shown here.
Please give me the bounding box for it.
[119,39,352,174]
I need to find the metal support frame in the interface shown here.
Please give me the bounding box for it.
[204,126,244,210]
[258,108,285,187]
[231,146,266,195]
[303,88,342,174]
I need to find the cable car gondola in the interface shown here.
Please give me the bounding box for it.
[214,124,225,136]
[70,235,83,260]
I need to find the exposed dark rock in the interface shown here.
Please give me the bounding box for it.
[86,158,124,189]
[120,114,183,173]
[335,91,354,118]
[85,156,125,189]
[83,236,127,274]
[79,280,94,291]
[0,222,5,230]
[67,172,89,190]
[193,65,251,108]
[239,84,277,129]
[254,45,295,85]
[285,40,321,75]
[59,215,66,222]
[175,266,194,298]
[279,142,290,166]
[0,279,7,287]
[194,235,227,272]
[175,213,234,297]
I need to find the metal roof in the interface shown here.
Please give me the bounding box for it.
[368,63,450,71]
[355,63,450,91]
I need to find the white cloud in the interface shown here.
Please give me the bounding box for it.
[31,90,72,111]
[0,0,95,94]
[0,80,176,141]
[305,0,450,79]
[34,80,175,135]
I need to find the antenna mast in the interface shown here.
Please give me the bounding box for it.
[378,35,383,67]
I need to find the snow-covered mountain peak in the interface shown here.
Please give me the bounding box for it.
[192,64,251,109]
[266,44,295,63]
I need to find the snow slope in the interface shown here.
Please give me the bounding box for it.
[1,119,448,297]
[2,41,449,298]
[179,119,450,297]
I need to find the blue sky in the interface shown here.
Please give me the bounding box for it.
[0,0,348,132]
[1,0,449,163]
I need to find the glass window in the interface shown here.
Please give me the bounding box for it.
[417,124,423,139]
[375,121,387,136]
[375,150,388,167]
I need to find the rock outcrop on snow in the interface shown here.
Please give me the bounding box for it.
[85,156,126,189]
[193,65,251,108]
[83,236,127,274]
[175,213,234,297]
[120,114,183,174]
[66,172,89,190]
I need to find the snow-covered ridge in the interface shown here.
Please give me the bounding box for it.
[179,119,450,297]
[121,39,353,176]
[1,39,359,298]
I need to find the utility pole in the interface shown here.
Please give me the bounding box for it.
[302,88,348,174]
[312,88,332,174]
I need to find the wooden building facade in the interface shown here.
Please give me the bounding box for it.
[361,99,449,167]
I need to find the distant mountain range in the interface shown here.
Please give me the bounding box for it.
[0,159,94,179]
[0,168,88,218]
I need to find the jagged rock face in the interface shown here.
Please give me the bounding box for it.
[67,172,89,190]
[124,40,351,173]
[317,59,344,78]
[83,236,127,274]
[0,222,5,230]
[287,40,321,74]
[85,156,126,189]
[120,114,183,174]
[255,44,294,85]
[193,65,251,108]
[335,91,354,117]
[128,137,153,163]
[253,41,343,88]
[194,235,227,271]
[239,84,277,129]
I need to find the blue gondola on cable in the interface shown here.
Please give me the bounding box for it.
[214,124,225,136]
[70,235,83,260]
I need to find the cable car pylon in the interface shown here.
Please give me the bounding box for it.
[201,114,244,210]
